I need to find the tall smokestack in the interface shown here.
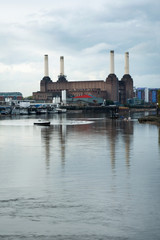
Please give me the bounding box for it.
[44,54,49,77]
[110,50,114,74]
[60,56,64,75]
[125,52,129,75]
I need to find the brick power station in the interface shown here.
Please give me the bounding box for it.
[33,51,133,104]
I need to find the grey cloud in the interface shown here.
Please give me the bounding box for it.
[0,0,160,96]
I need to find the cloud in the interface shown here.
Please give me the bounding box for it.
[82,43,113,55]
[0,0,159,96]
[134,74,160,88]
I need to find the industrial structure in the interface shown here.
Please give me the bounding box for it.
[33,51,134,104]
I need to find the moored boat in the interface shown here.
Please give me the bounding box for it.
[34,119,50,126]
[56,108,67,113]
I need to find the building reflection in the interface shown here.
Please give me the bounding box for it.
[121,121,133,168]
[40,114,134,171]
[41,114,67,168]
[105,119,133,171]
[125,136,131,167]
[41,127,53,169]
[106,120,118,170]
[58,124,67,166]
[158,127,160,153]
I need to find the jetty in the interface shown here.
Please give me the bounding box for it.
[138,115,160,125]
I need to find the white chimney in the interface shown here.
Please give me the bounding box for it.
[125,52,129,75]
[44,55,49,77]
[62,90,66,104]
[60,56,64,75]
[110,50,114,74]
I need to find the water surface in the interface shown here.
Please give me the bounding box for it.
[0,113,160,239]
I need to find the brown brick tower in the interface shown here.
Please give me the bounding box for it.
[106,50,119,102]
[120,52,133,103]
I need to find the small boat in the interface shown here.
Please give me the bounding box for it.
[56,108,67,113]
[47,107,58,114]
[34,119,50,126]
[20,108,29,115]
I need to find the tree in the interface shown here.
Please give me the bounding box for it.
[24,96,33,100]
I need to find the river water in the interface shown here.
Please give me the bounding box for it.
[0,112,160,240]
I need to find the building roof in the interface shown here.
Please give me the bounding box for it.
[73,94,93,99]
[0,92,22,96]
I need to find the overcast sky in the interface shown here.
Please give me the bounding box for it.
[0,0,159,96]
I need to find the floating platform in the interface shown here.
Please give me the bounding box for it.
[138,115,160,125]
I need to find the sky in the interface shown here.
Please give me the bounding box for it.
[0,0,160,97]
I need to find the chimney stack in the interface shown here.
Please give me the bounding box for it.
[44,55,49,77]
[60,56,64,75]
[125,52,129,75]
[110,50,114,74]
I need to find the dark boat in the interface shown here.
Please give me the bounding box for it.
[34,119,50,126]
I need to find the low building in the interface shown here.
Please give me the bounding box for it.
[149,88,160,104]
[135,88,160,105]
[136,88,146,102]
[0,92,23,102]
[127,97,144,105]
[67,94,104,106]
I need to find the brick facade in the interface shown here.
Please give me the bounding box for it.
[33,74,133,104]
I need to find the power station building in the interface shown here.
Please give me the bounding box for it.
[33,51,133,104]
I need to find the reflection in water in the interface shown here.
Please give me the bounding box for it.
[121,120,133,168]
[57,114,67,166]
[41,115,68,168]
[41,127,53,168]
[106,120,118,170]
[159,128,160,149]
[40,115,134,172]
[0,113,160,238]
[59,124,67,166]
[125,135,131,167]
[105,119,133,171]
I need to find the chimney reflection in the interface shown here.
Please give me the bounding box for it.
[110,140,116,169]
[124,136,131,167]
[121,121,133,168]
[41,127,53,169]
[106,119,133,170]
[40,114,134,172]
[58,124,67,166]
[40,114,67,169]
[58,114,67,166]
[106,120,118,170]
[159,128,160,150]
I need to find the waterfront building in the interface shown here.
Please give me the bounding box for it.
[136,88,147,102]
[136,88,160,104]
[33,51,134,104]
[127,97,144,105]
[0,92,23,102]
[149,88,160,104]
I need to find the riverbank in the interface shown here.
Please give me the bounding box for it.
[129,108,156,112]
[0,103,157,117]
[138,115,160,125]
